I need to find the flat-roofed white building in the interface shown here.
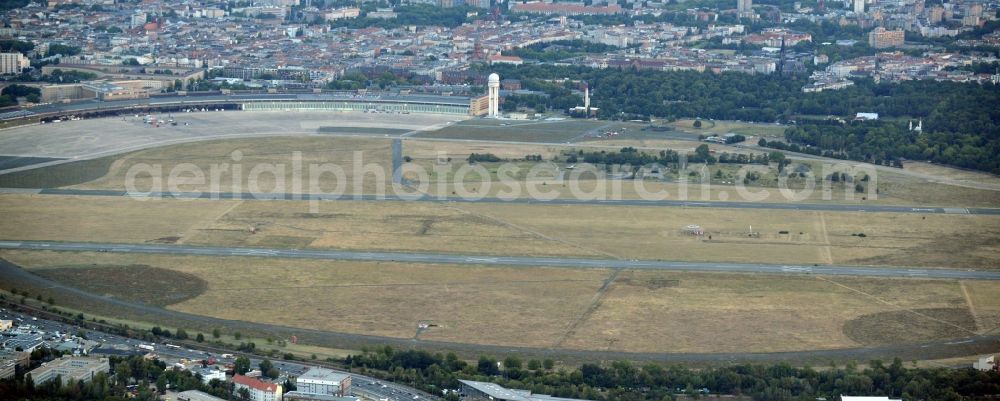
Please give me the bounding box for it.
[460,380,594,401]
[296,367,352,396]
[974,355,995,371]
[0,52,29,75]
[28,356,109,384]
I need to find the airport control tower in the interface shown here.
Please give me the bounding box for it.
[488,73,500,117]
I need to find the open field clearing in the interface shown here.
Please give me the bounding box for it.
[1,194,998,269]
[73,136,394,194]
[0,194,237,244]
[405,139,566,161]
[1,251,609,348]
[2,250,998,354]
[183,198,596,257]
[2,133,998,206]
[842,162,1000,207]
[958,280,1000,334]
[0,193,598,257]
[903,161,1000,187]
[561,271,980,353]
[454,202,1000,269]
[821,212,1000,269]
[669,118,788,138]
[577,138,702,151]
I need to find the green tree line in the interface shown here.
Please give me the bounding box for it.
[506,40,622,62]
[347,347,1000,401]
[478,64,1000,173]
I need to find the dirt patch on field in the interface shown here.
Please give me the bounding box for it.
[843,307,977,346]
[845,231,1000,270]
[35,265,208,307]
[617,276,680,290]
[149,236,182,244]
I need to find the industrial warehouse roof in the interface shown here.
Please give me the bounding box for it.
[459,380,593,401]
[283,391,359,401]
[297,367,350,383]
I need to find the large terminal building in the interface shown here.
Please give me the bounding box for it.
[1,90,494,124]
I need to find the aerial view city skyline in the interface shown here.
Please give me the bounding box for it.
[0,0,998,400]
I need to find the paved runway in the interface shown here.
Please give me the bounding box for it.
[1,240,997,280]
[9,187,1000,215]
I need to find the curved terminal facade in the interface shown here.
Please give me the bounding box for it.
[5,91,489,124]
[241,99,470,115]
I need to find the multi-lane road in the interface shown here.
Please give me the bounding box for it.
[1,240,997,280]
[4,187,999,215]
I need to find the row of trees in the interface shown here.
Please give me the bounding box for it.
[0,39,33,53]
[485,64,999,125]
[346,346,1000,401]
[40,68,98,83]
[778,118,1000,173]
[0,84,41,106]
[506,40,622,62]
[565,146,776,166]
[0,0,27,11]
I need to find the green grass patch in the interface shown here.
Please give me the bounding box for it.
[0,156,117,188]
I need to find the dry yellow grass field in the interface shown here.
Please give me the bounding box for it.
[412,165,1000,207]
[6,133,992,207]
[0,194,236,244]
[562,271,978,353]
[184,198,596,257]
[577,138,702,151]
[5,120,999,358]
[2,250,608,348]
[870,167,1000,207]
[2,194,998,269]
[453,202,1000,268]
[74,136,394,194]
[903,161,1000,187]
[821,212,1000,269]
[4,250,998,353]
[405,139,565,161]
[417,174,879,203]
[961,280,1000,334]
